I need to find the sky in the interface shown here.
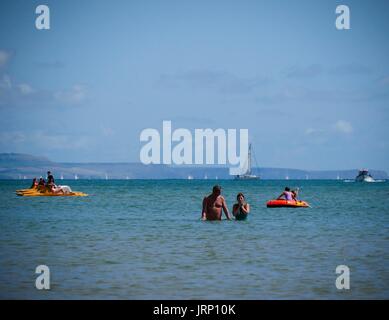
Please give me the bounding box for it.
[0,0,388,171]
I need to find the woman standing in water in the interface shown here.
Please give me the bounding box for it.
[233,193,250,220]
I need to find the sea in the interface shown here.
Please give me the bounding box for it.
[0,179,388,299]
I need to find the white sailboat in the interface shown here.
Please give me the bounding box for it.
[60,174,64,180]
[187,175,193,180]
[74,174,78,180]
[233,144,260,180]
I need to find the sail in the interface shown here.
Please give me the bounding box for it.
[229,143,252,176]
[229,156,249,176]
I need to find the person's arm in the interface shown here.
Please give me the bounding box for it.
[201,197,207,220]
[276,192,285,200]
[240,203,250,214]
[222,197,231,220]
[232,204,238,216]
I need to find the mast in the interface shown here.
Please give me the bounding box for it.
[247,143,252,175]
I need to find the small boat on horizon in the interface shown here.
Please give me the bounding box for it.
[355,169,374,182]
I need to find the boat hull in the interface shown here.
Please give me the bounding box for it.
[355,176,375,182]
[16,188,88,197]
[266,199,309,208]
[234,175,260,180]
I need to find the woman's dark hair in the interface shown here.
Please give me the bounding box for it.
[285,187,290,191]
[236,192,245,200]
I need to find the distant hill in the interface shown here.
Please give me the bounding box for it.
[0,153,387,180]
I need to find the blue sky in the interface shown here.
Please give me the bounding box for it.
[0,0,388,171]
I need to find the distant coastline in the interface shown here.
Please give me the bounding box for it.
[1,153,388,180]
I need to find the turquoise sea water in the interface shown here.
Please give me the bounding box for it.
[0,179,388,299]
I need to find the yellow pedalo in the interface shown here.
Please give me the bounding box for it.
[16,188,88,197]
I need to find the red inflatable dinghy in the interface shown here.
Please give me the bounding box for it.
[266,199,310,208]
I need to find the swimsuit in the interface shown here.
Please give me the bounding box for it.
[235,205,247,220]
[285,191,293,201]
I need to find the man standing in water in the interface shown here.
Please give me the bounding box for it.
[201,185,231,221]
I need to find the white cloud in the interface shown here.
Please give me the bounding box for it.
[305,128,321,135]
[158,70,268,94]
[0,50,11,68]
[54,85,86,104]
[0,74,12,89]
[101,126,114,137]
[32,132,90,149]
[334,120,353,134]
[306,121,353,139]
[0,131,26,144]
[286,64,322,78]
[0,130,90,150]
[18,83,34,95]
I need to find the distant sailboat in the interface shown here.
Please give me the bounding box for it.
[305,174,309,180]
[187,175,193,180]
[233,144,260,180]
[285,175,289,180]
[105,173,109,180]
[126,176,129,180]
[74,174,78,180]
[60,174,64,180]
[204,174,208,180]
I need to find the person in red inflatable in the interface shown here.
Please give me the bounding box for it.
[277,187,294,201]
